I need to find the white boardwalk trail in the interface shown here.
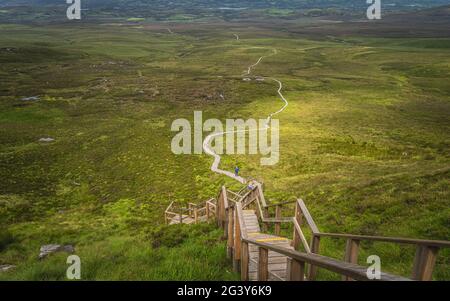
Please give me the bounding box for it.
[202,42,289,184]
[246,56,263,75]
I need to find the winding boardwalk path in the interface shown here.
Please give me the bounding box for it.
[202,40,289,184]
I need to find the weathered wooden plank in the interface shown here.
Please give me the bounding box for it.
[233,206,242,272]
[249,262,288,272]
[258,248,269,281]
[412,245,439,281]
[244,219,259,223]
[248,262,287,281]
[241,241,249,281]
[245,225,260,229]
[244,220,258,224]
[227,207,234,259]
[289,259,305,281]
[316,233,450,248]
[275,205,281,235]
[249,251,288,259]
[308,235,321,280]
[257,183,268,207]
[342,239,360,281]
[248,272,284,281]
[293,217,311,253]
[297,199,319,234]
[250,242,291,249]
[244,238,411,281]
[246,225,260,229]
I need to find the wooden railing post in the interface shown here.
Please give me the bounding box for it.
[216,193,221,227]
[206,203,210,220]
[275,205,281,236]
[292,202,303,250]
[342,239,360,281]
[227,207,234,259]
[222,186,228,232]
[241,241,249,281]
[233,208,241,272]
[258,247,269,281]
[224,208,228,238]
[262,207,269,232]
[194,208,198,224]
[179,211,183,224]
[412,245,439,281]
[308,235,320,280]
[289,258,305,281]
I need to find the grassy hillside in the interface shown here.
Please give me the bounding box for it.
[0,19,449,280]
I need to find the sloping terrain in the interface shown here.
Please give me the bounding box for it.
[0,5,449,279]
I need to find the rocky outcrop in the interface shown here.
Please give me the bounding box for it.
[39,244,75,259]
[0,265,16,272]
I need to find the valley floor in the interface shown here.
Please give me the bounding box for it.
[0,19,449,280]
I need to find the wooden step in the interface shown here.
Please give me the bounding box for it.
[242,210,293,281]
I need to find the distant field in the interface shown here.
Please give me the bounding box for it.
[0,18,449,280]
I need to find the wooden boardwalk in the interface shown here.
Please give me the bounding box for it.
[169,215,208,225]
[243,210,294,281]
[166,184,450,281]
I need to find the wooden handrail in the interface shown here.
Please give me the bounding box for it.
[242,238,411,281]
[240,188,257,208]
[237,185,250,196]
[223,186,229,210]
[297,199,320,234]
[264,199,297,208]
[165,211,179,216]
[257,183,268,207]
[292,218,311,253]
[227,189,242,198]
[260,217,293,223]
[315,232,450,248]
[166,207,190,214]
[242,196,257,208]
[255,196,265,222]
[181,183,450,281]
[188,202,202,208]
[165,201,175,213]
[206,199,216,207]
[236,202,248,239]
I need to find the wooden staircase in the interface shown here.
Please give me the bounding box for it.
[165,182,450,281]
[243,209,294,281]
[165,199,216,225]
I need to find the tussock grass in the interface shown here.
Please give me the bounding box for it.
[0,23,449,280]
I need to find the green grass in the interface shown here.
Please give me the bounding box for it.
[0,223,238,280]
[0,22,449,280]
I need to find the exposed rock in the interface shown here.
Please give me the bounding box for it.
[39,244,75,259]
[21,96,40,101]
[243,77,251,81]
[0,47,18,53]
[0,265,16,272]
[38,137,55,143]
